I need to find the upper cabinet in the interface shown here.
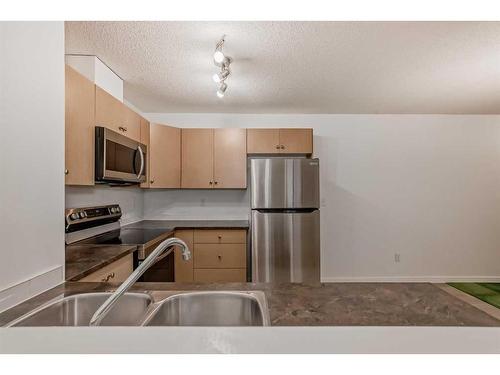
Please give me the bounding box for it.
[65,66,95,185]
[181,129,214,189]
[181,128,247,189]
[247,128,313,154]
[149,123,181,188]
[246,129,280,153]
[95,86,140,141]
[121,105,141,142]
[214,128,247,189]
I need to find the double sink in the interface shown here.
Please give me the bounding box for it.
[7,291,270,327]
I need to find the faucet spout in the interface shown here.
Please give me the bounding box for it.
[89,237,191,326]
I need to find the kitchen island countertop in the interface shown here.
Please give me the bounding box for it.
[1,281,499,327]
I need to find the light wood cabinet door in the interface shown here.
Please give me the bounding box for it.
[193,269,246,282]
[279,128,313,154]
[121,105,141,141]
[247,128,280,153]
[65,65,95,185]
[193,229,247,244]
[95,86,123,134]
[214,128,247,188]
[149,123,181,188]
[79,254,133,282]
[181,129,214,188]
[139,118,150,188]
[280,129,313,154]
[174,229,194,282]
[194,244,246,269]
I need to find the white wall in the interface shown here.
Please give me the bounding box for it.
[144,189,249,220]
[65,55,123,101]
[66,185,143,225]
[144,113,500,282]
[0,22,65,311]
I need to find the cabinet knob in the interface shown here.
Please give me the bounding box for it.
[214,181,218,185]
[150,179,155,184]
[217,255,222,260]
[64,169,69,175]
[218,235,222,239]
[118,126,128,132]
[275,145,280,149]
[280,145,285,149]
[209,181,213,185]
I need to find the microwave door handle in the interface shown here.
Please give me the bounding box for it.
[137,145,145,178]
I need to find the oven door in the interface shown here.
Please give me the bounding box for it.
[95,126,147,183]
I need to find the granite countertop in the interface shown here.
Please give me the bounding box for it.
[122,219,249,230]
[65,245,137,281]
[1,282,499,327]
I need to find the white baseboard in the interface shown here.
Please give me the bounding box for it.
[321,276,500,283]
[0,266,63,313]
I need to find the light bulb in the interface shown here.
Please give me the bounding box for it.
[213,50,225,64]
[212,73,221,83]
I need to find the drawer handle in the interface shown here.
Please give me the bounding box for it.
[101,272,115,282]
[118,126,128,132]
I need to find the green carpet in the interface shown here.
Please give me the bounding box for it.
[448,283,500,309]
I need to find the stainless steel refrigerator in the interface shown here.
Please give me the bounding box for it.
[250,158,320,283]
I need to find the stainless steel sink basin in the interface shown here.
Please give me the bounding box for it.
[8,292,153,327]
[143,291,270,326]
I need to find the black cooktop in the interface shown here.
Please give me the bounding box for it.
[78,228,170,247]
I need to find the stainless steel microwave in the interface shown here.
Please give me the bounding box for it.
[95,126,147,184]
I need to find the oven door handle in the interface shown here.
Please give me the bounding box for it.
[136,145,145,179]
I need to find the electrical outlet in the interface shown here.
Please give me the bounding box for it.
[394,253,401,263]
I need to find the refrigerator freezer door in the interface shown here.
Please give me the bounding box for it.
[250,158,292,209]
[250,158,320,209]
[251,210,320,283]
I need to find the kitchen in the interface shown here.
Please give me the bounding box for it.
[2,13,500,360]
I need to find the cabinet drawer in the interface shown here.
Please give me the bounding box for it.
[193,269,246,282]
[79,254,133,283]
[193,229,246,244]
[194,244,246,269]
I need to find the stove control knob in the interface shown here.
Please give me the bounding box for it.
[115,207,121,213]
[70,213,79,220]
[110,207,116,214]
[79,212,86,219]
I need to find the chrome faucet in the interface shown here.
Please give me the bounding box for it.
[89,237,191,326]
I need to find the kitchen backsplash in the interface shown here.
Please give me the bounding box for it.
[143,189,250,220]
[65,186,249,223]
[65,185,144,225]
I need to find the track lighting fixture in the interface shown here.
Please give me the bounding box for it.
[213,35,232,98]
[216,82,227,98]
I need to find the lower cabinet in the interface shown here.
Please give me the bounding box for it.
[193,269,246,283]
[79,254,133,283]
[174,229,247,282]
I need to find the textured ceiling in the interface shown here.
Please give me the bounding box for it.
[65,21,500,114]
